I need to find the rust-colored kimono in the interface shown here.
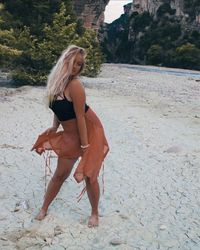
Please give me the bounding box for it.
[31,108,109,184]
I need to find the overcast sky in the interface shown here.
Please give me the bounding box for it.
[104,0,132,23]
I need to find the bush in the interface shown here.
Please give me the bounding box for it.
[174,43,200,69]
[147,44,164,65]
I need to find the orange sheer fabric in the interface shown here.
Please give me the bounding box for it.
[31,108,109,183]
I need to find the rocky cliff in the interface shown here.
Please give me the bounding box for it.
[131,0,200,24]
[73,0,199,30]
[100,0,200,70]
[132,0,184,16]
[73,0,110,30]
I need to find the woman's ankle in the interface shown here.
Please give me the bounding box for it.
[91,210,98,216]
[35,208,47,220]
[41,206,48,213]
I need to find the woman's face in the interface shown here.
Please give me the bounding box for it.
[71,52,84,76]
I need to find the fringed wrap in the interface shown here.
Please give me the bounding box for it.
[31,108,109,185]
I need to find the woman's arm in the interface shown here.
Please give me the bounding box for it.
[68,79,88,147]
[52,114,60,130]
[40,114,60,136]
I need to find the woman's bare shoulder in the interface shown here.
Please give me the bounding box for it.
[69,78,84,90]
[70,77,82,85]
[68,78,85,99]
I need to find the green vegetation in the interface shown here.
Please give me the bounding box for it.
[175,43,200,69]
[157,3,176,17]
[183,0,200,20]
[147,45,164,65]
[132,12,152,32]
[100,13,130,63]
[0,1,103,85]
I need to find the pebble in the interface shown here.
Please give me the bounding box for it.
[14,200,30,212]
[159,225,167,230]
[164,146,183,153]
[109,238,126,246]
[54,226,64,236]
[119,214,129,220]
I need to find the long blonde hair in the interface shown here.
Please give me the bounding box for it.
[46,45,86,105]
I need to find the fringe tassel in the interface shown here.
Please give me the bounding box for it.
[42,150,53,194]
[77,184,87,203]
[76,162,105,203]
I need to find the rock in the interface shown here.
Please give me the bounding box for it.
[14,200,30,212]
[54,226,64,236]
[109,238,126,246]
[132,0,184,16]
[119,214,129,220]
[159,225,167,230]
[0,237,8,241]
[14,202,20,212]
[20,200,30,210]
[164,146,183,153]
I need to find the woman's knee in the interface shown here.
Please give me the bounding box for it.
[85,177,98,185]
[54,158,76,182]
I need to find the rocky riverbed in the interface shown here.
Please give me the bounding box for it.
[0,64,200,249]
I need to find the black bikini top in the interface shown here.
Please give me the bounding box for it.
[50,94,89,121]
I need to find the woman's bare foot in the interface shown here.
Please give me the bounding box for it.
[88,214,99,228]
[35,209,47,221]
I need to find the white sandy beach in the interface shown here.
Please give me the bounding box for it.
[0,64,200,250]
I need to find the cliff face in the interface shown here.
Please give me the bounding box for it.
[101,0,200,70]
[132,0,184,16]
[131,0,200,24]
[73,0,110,30]
[73,0,199,30]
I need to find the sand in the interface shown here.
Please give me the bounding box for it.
[0,64,200,249]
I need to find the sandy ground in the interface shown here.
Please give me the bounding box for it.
[0,64,200,250]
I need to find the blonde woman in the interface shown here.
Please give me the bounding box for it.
[31,45,109,227]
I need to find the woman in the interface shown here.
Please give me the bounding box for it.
[31,45,109,227]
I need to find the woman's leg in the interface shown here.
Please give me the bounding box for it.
[85,177,100,227]
[35,157,77,220]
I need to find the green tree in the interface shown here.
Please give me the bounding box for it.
[175,43,200,69]
[76,29,104,76]
[0,25,22,67]
[11,27,40,84]
[184,0,200,20]
[1,0,75,34]
[132,12,152,32]
[147,44,164,65]
[11,3,103,85]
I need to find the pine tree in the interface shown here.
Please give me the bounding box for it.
[76,29,104,76]
[10,3,103,85]
[1,0,75,34]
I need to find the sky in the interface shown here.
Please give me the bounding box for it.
[104,0,132,23]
